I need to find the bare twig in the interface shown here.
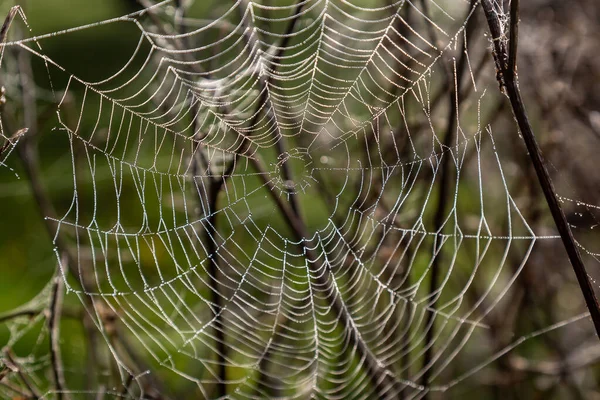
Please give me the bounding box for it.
[202,192,228,399]
[250,156,408,399]
[507,0,519,82]
[0,7,25,158]
[235,0,305,214]
[119,374,134,399]
[48,268,67,400]
[0,6,18,44]
[199,2,307,396]
[3,349,41,399]
[0,128,27,156]
[3,9,167,398]
[480,0,600,339]
[421,1,478,391]
[0,380,31,398]
[0,308,39,324]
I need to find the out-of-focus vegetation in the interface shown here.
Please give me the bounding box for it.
[0,0,599,399]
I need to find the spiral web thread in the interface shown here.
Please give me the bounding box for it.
[0,0,598,399]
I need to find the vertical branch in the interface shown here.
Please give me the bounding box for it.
[0,6,17,44]
[201,2,306,395]
[203,186,228,399]
[506,0,518,81]
[420,1,477,391]
[249,157,407,398]
[237,0,305,214]
[420,65,456,393]
[3,350,41,399]
[48,265,67,400]
[82,311,100,392]
[480,0,600,338]
[156,2,231,395]
[4,7,167,397]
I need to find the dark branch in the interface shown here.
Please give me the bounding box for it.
[507,0,519,82]
[0,6,18,44]
[3,350,41,399]
[0,128,27,157]
[0,309,39,324]
[250,156,408,399]
[421,1,478,391]
[48,269,67,400]
[481,0,600,339]
[203,2,307,395]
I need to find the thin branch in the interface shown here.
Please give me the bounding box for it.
[507,0,519,82]
[250,156,408,399]
[48,267,67,400]
[0,8,27,157]
[4,11,168,398]
[0,128,27,157]
[481,0,600,339]
[1,380,31,398]
[3,349,41,399]
[12,37,94,296]
[119,374,134,400]
[421,1,477,391]
[203,191,228,399]
[0,309,39,324]
[201,2,306,395]
[109,322,171,399]
[0,6,18,44]
[234,0,306,214]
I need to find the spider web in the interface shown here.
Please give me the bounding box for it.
[0,0,598,399]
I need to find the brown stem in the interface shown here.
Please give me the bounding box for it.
[203,186,228,399]
[507,0,519,83]
[421,1,477,391]
[48,269,67,400]
[5,10,166,397]
[204,2,306,395]
[237,0,305,216]
[250,156,407,399]
[0,309,39,324]
[481,0,600,338]
[0,381,31,398]
[0,128,27,157]
[3,350,41,399]
[0,6,18,44]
